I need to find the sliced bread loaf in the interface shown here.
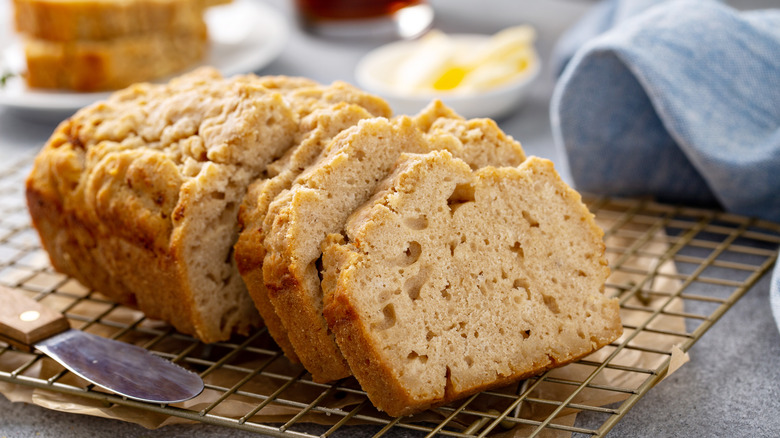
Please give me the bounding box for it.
[321,150,622,416]
[261,102,526,382]
[235,100,391,361]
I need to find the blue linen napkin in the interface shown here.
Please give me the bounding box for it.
[548,0,780,330]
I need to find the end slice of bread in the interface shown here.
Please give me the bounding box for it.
[322,150,622,416]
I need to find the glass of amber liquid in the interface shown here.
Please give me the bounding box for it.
[295,0,433,40]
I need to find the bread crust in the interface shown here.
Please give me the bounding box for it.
[25,68,350,343]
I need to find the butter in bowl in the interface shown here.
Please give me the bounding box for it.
[355,26,540,119]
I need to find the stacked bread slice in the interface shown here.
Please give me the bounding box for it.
[27,69,622,416]
[12,0,226,90]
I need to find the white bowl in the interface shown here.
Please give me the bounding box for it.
[355,34,541,119]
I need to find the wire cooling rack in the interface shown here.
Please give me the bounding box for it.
[1,154,778,437]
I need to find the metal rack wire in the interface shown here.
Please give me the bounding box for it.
[1,155,778,437]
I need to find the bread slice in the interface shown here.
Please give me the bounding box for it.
[235,97,391,361]
[12,0,222,41]
[321,151,622,416]
[23,27,208,91]
[25,67,378,343]
[261,102,526,382]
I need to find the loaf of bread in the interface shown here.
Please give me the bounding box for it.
[260,104,526,382]
[13,0,222,41]
[25,67,390,343]
[23,29,208,91]
[321,150,622,416]
[26,68,622,416]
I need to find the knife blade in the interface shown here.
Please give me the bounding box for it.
[0,285,204,403]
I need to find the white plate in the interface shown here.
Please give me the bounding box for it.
[0,0,289,118]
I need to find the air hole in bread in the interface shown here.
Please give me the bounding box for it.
[577,270,588,277]
[522,329,531,339]
[353,148,366,162]
[315,256,324,283]
[426,330,437,341]
[211,191,226,200]
[510,242,524,260]
[440,283,452,300]
[465,356,474,367]
[447,182,475,215]
[513,278,531,300]
[542,294,560,314]
[397,241,422,266]
[404,215,428,230]
[522,210,540,228]
[378,303,396,330]
[407,351,428,363]
[448,240,457,256]
[404,266,429,301]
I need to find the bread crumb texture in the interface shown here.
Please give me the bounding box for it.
[322,150,621,416]
[260,103,526,382]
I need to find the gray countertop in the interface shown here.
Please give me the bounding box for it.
[1,0,779,436]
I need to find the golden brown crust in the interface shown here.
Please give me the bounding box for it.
[26,154,201,336]
[25,68,343,343]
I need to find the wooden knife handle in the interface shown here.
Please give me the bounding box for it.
[0,285,70,351]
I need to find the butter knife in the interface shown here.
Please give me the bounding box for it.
[0,285,204,403]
